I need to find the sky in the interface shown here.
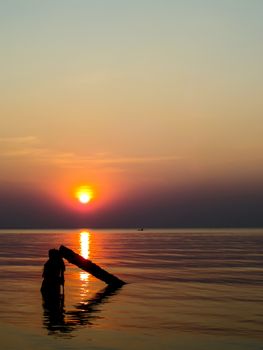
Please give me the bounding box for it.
[0,0,263,228]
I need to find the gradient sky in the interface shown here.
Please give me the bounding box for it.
[0,1,263,228]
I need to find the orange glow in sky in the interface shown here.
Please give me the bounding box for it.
[1,2,263,229]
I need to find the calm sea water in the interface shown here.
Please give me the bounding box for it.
[0,228,263,350]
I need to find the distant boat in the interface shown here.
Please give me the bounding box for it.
[137,228,144,231]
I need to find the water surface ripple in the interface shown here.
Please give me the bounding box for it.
[0,229,263,349]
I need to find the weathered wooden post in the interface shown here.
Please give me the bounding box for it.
[59,245,126,287]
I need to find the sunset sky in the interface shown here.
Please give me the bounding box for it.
[0,1,263,228]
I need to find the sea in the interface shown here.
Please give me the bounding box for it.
[0,228,263,350]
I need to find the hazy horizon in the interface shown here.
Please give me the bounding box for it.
[1,1,263,228]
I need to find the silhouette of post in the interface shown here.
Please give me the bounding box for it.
[59,245,126,287]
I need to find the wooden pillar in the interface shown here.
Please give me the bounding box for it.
[59,245,126,287]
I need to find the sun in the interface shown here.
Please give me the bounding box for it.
[78,192,91,204]
[76,186,93,205]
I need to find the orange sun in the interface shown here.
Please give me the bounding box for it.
[76,186,93,204]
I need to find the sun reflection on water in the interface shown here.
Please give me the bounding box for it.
[79,231,90,287]
[80,231,90,259]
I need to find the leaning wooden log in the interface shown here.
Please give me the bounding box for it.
[59,245,126,287]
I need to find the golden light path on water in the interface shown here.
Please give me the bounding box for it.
[79,231,90,295]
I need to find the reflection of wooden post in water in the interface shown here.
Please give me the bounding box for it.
[59,245,126,287]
